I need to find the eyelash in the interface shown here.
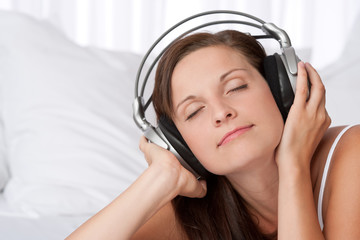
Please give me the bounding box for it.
[186,106,204,121]
[228,84,248,93]
[185,84,248,121]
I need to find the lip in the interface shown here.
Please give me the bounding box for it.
[217,124,254,147]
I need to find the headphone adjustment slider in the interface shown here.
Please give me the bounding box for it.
[262,22,292,48]
[133,97,151,132]
[282,46,299,75]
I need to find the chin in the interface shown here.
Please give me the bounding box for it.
[211,143,279,175]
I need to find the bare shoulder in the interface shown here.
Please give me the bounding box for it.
[331,124,360,152]
[321,124,360,238]
[311,125,350,186]
[131,201,186,240]
[311,125,359,176]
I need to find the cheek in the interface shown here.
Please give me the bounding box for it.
[176,124,214,169]
[180,125,209,152]
[255,87,284,144]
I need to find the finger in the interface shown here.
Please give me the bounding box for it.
[139,135,162,165]
[197,180,207,198]
[305,62,326,107]
[138,135,148,153]
[181,174,207,198]
[293,61,309,107]
[199,180,207,197]
[139,136,152,165]
[324,109,332,127]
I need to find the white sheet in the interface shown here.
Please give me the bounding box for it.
[0,10,146,217]
[0,196,90,240]
[0,10,145,239]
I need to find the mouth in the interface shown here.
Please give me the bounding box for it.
[218,124,254,147]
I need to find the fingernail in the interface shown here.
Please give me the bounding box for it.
[200,181,207,191]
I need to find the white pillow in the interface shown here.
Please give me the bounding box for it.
[0,11,147,216]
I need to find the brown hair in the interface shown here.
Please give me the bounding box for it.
[152,30,276,239]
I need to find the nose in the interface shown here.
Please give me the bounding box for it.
[212,100,236,126]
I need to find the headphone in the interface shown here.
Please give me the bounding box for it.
[133,10,302,180]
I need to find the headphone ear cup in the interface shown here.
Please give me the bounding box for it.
[158,115,211,179]
[263,53,295,121]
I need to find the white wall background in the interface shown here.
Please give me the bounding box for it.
[0,0,359,69]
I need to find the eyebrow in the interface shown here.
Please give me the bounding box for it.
[175,68,247,111]
[175,95,196,112]
[219,68,247,82]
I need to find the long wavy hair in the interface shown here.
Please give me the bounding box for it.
[152,30,277,240]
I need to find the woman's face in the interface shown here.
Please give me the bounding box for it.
[171,46,284,175]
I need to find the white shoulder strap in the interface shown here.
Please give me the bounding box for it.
[317,125,355,230]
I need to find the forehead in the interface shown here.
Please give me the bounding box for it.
[175,45,247,73]
[171,45,250,94]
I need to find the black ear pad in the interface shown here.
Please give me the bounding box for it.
[263,53,295,121]
[158,115,212,179]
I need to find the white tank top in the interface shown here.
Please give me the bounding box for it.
[317,125,355,230]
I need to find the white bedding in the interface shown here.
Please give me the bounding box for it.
[0,10,146,239]
[0,10,359,240]
[0,196,89,240]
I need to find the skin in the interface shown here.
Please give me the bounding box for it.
[172,46,284,176]
[171,46,284,232]
[66,45,360,240]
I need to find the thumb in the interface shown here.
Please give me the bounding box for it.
[197,180,207,198]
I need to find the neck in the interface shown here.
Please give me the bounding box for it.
[226,154,279,233]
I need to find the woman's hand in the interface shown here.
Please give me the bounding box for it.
[276,62,331,172]
[139,136,207,199]
[66,137,206,240]
[276,62,330,240]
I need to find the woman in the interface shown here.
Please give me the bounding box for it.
[67,30,360,239]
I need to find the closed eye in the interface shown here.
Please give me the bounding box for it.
[186,106,204,121]
[228,84,248,94]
